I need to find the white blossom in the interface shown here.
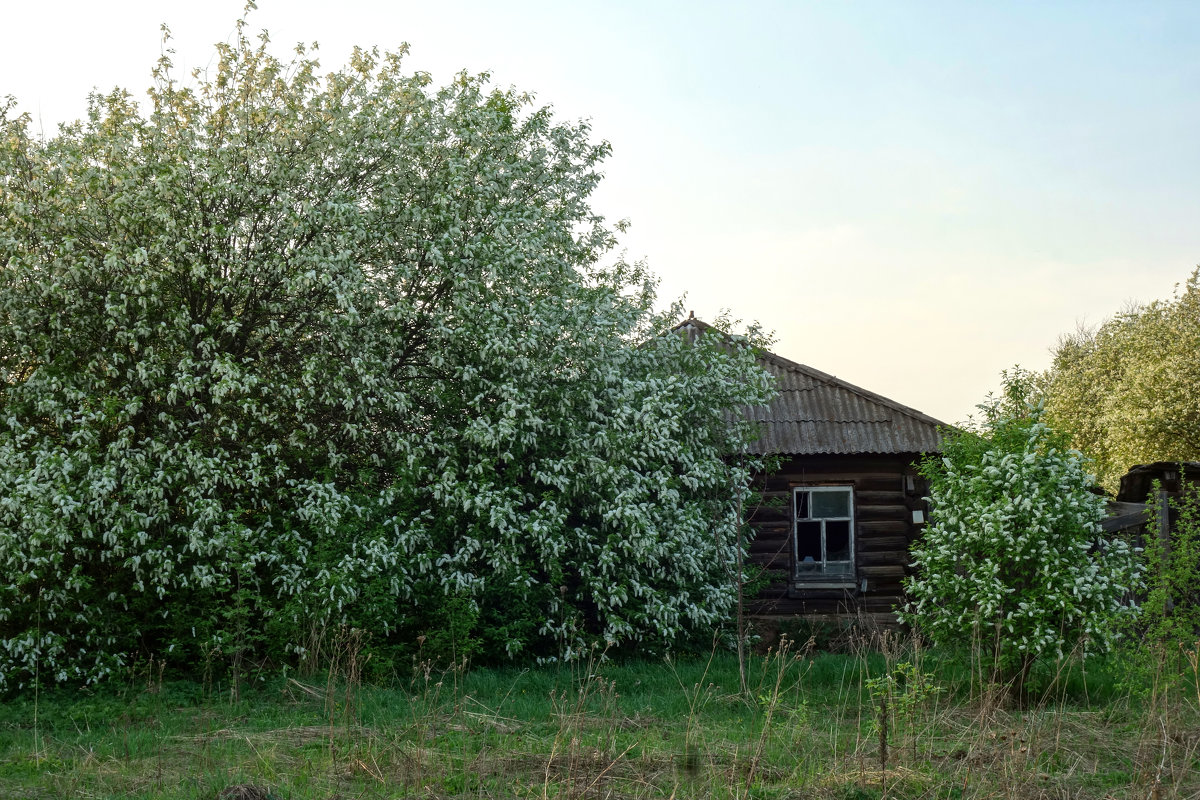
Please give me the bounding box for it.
[0,21,773,687]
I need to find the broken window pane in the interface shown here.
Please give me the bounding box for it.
[796,521,822,571]
[795,491,809,520]
[826,520,851,561]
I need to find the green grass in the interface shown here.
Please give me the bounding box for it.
[2,640,1199,799]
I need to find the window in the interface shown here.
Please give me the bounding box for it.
[793,486,855,581]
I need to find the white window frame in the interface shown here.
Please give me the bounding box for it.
[792,486,856,587]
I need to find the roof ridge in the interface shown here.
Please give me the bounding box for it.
[673,317,947,428]
[761,348,948,428]
[672,316,946,454]
[758,417,895,424]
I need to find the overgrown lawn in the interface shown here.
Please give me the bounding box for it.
[2,639,1197,799]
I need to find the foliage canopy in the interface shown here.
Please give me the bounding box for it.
[1044,267,1200,492]
[0,21,775,688]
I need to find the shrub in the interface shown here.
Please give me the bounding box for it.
[899,370,1140,697]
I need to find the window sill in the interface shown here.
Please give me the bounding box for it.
[790,578,858,591]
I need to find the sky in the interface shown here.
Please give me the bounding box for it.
[3,1,1198,424]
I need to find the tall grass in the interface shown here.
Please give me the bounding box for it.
[2,629,1198,799]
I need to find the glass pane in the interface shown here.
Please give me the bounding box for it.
[794,491,808,520]
[824,561,853,575]
[795,521,821,572]
[811,490,850,518]
[826,520,851,561]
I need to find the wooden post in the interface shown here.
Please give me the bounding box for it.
[1159,489,1173,614]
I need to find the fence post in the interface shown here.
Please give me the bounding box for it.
[1159,489,1173,614]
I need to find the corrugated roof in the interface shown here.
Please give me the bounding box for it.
[677,318,946,455]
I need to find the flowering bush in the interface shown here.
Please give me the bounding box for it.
[0,19,774,689]
[900,371,1140,695]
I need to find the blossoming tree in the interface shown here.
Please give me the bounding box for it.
[900,371,1139,698]
[1045,267,1200,492]
[0,19,774,688]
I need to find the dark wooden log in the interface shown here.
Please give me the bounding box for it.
[858,550,908,567]
[859,520,910,535]
[856,490,907,506]
[857,504,911,521]
[859,535,909,552]
[859,564,908,579]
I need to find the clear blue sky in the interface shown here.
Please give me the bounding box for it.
[4,1,1198,423]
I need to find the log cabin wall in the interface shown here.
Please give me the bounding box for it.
[747,453,928,621]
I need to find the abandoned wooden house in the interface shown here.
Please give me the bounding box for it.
[678,318,947,625]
